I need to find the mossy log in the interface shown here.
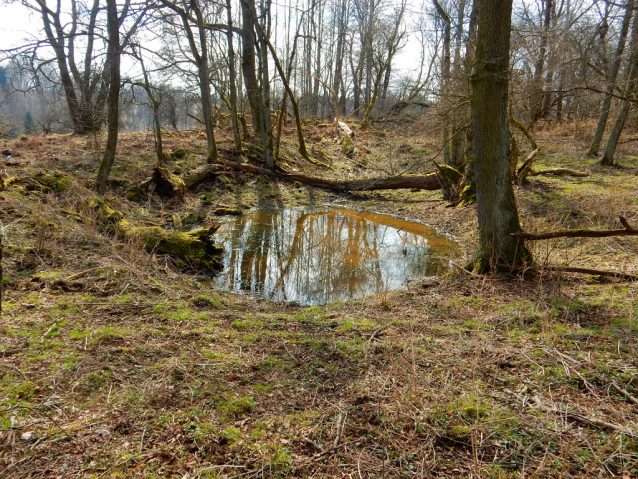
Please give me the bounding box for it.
[0,170,74,193]
[213,158,441,192]
[91,199,223,272]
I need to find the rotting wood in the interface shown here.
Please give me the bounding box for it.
[127,165,225,200]
[214,158,441,192]
[512,216,637,240]
[515,148,540,183]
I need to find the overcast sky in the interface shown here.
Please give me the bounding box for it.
[0,3,36,51]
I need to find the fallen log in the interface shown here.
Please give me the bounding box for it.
[512,216,637,240]
[91,199,223,272]
[214,158,441,192]
[0,170,75,193]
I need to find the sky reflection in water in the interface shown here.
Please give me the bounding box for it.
[209,206,458,305]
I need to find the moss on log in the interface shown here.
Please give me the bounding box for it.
[90,199,223,272]
[126,226,223,271]
[0,170,74,193]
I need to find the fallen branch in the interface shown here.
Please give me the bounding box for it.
[528,395,638,437]
[513,216,637,240]
[549,349,638,405]
[545,266,638,281]
[510,117,538,150]
[368,325,390,342]
[214,159,440,192]
[311,438,362,462]
[529,168,589,177]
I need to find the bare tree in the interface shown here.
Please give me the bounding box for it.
[96,0,148,195]
[159,0,219,162]
[17,0,108,134]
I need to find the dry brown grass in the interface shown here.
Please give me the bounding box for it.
[0,123,637,478]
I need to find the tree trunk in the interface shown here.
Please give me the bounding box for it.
[599,8,638,166]
[226,0,242,151]
[470,0,530,272]
[333,0,347,117]
[529,0,553,126]
[136,48,163,166]
[434,0,452,164]
[96,0,120,196]
[193,2,218,162]
[240,0,275,169]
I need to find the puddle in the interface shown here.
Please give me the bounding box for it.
[207,206,459,305]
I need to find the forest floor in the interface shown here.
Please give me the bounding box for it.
[1,118,638,478]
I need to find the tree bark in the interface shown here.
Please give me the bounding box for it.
[240,0,274,169]
[433,0,452,164]
[470,0,530,271]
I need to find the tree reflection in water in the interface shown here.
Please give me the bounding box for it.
[209,207,458,305]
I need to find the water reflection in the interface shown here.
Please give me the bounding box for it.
[208,206,458,305]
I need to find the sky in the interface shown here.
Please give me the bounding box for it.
[0,1,423,80]
[0,3,36,51]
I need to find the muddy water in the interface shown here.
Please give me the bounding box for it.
[208,206,458,305]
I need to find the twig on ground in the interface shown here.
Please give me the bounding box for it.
[546,266,638,281]
[333,411,346,448]
[612,383,638,406]
[312,438,364,462]
[514,216,638,240]
[527,395,638,437]
[369,326,390,342]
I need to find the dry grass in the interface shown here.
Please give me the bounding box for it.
[0,122,637,478]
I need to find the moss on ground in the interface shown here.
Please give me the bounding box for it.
[0,127,637,477]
